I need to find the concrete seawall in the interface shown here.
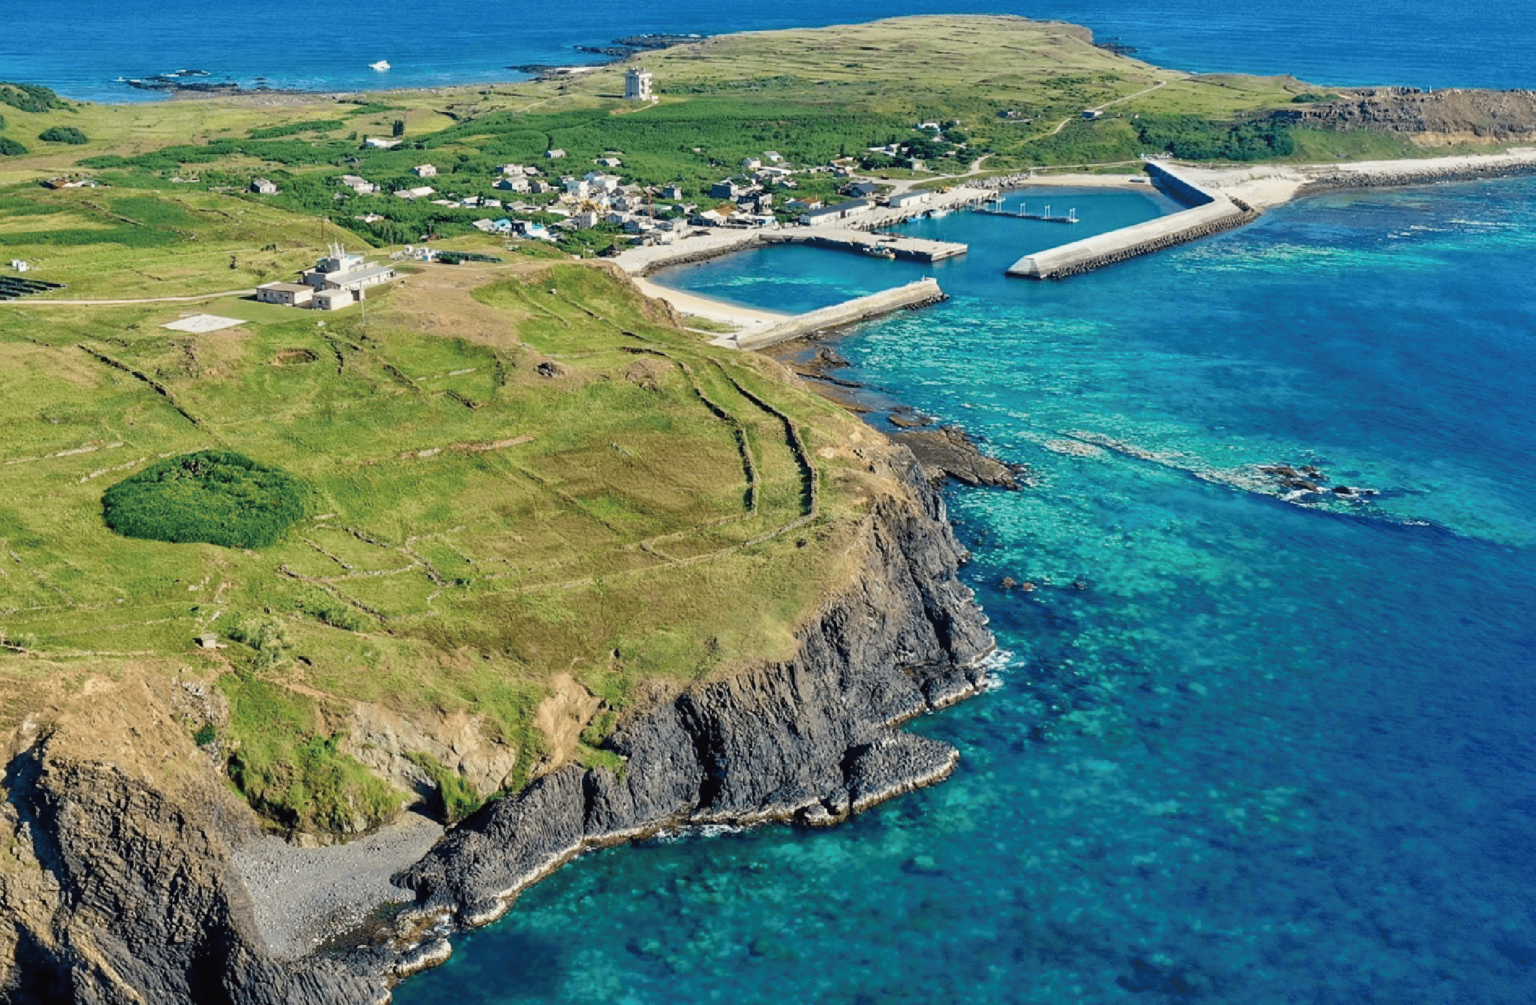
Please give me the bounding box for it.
[1297,157,1536,195]
[1006,162,1259,279]
[731,279,946,350]
[618,228,967,277]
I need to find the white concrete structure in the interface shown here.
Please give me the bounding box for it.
[412,164,437,178]
[545,149,566,160]
[160,314,245,333]
[311,289,354,311]
[889,191,933,209]
[250,178,278,195]
[799,200,873,226]
[365,137,401,149]
[305,263,396,293]
[624,68,653,101]
[9,260,29,273]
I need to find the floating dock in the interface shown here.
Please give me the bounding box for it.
[976,203,1078,224]
[730,278,947,351]
[1006,162,1258,279]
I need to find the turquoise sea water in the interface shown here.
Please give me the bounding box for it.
[397,183,1536,1003]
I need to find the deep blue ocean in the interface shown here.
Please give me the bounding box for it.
[3,0,1536,101]
[11,5,1534,1004]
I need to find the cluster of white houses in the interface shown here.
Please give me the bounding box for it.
[254,245,398,311]
[269,80,947,253]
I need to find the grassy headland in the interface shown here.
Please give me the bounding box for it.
[0,15,1519,837]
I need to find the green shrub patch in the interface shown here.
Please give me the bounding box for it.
[102,450,311,548]
[38,125,88,145]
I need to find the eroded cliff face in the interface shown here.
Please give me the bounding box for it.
[0,678,384,1005]
[1276,87,1536,143]
[0,445,992,1004]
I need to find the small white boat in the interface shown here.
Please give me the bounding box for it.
[370,60,391,72]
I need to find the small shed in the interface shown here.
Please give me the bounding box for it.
[250,178,279,195]
[412,164,438,178]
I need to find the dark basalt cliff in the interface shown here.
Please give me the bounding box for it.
[1275,87,1536,140]
[0,446,993,1004]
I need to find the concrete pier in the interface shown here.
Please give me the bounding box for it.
[729,278,946,350]
[1006,162,1258,279]
[762,228,966,263]
[617,227,967,276]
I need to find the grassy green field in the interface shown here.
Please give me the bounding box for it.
[0,258,883,833]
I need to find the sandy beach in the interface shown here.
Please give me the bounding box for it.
[631,274,789,333]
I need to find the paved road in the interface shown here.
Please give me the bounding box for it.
[1,288,257,306]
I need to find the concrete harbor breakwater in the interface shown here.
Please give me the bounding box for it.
[1006,162,1259,280]
[730,278,947,350]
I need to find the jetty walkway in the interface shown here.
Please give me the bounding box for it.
[726,279,947,351]
[1006,161,1258,279]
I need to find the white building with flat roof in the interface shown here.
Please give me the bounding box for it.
[311,288,355,311]
[255,283,315,307]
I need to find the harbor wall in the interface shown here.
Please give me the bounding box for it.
[620,227,967,276]
[1144,161,1216,206]
[734,279,945,350]
[1007,163,1258,279]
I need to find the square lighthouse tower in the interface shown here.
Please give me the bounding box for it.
[625,68,653,101]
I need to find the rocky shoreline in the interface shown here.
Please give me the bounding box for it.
[763,339,1030,492]
[0,443,996,1004]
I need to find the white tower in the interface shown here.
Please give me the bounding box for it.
[625,68,653,101]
